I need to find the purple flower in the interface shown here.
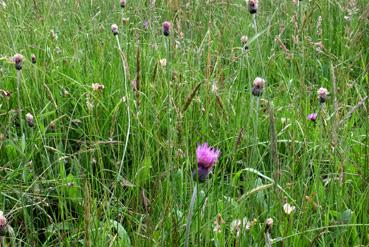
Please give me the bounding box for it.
[143,20,149,30]
[193,143,220,182]
[162,21,171,36]
[307,113,317,122]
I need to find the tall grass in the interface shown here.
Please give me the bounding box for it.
[0,0,368,246]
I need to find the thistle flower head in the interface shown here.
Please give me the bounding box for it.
[241,35,248,45]
[317,87,329,103]
[26,113,34,127]
[307,113,317,122]
[120,0,126,8]
[252,77,265,96]
[248,0,258,14]
[111,24,119,35]
[12,53,24,70]
[193,143,220,182]
[162,21,171,36]
[0,211,7,235]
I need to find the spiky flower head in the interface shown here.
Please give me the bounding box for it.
[0,211,7,235]
[111,24,119,35]
[252,77,265,96]
[193,143,220,182]
[241,35,248,45]
[248,0,258,14]
[162,21,171,36]
[12,53,24,70]
[120,0,126,8]
[307,113,317,122]
[317,87,329,103]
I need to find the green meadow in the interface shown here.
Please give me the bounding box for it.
[0,0,368,246]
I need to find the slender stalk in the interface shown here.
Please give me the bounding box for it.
[184,184,198,247]
[109,34,131,206]
[16,70,24,136]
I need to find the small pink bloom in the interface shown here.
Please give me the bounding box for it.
[196,143,220,169]
[162,21,171,36]
[307,113,317,122]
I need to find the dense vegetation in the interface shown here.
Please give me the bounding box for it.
[0,0,368,246]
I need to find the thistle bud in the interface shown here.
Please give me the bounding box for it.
[13,54,24,70]
[317,87,329,103]
[248,0,258,14]
[25,113,34,127]
[111,24,119,35]
[162,21,171,36]
[252,77,265,96]
[120,0,126,8]
[241,35,249,51]
[31,54,36,64]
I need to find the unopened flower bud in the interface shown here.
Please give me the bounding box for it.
[241,35,249,51]
[31,54,36,64]
[13,54,24,70]
[317,87,329,103]
[111,24,119,35]
[162,21,171,36]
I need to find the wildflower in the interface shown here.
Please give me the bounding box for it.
[159,58,167,67]
[12,54,24,70]
[120,0,126,8]
[162,21,171,36]
[193,143,220,182]
[92,83,105,92]
[317,87,329,103]
[0,211,7,235]
[283,202,296,215]
[111,24,119,35]
[25,113,34,127]
[307,113,317,122]
[252,77,265,97]
[31,54,36,64]
[248,0,258,14]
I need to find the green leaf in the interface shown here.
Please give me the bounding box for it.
[109,220,131,247]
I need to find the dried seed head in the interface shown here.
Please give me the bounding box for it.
[162,21,171,36]
[159,58,167,67]
[252,77,265,96]
[122,17,129,25]
[241,35,248,45]
[31,54,36,64]
[92,83,105,92]
[120,0,126,8]
[26,113,34,127]
[13,54,24,70]
[111,24,119,35]
[317,87,329,103]
[283,203,296,215]
[248,0,258,14]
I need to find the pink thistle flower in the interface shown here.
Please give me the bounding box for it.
[317,87,329,103]
[12,53,24,70]
[248,0,258,14]
[193,143,220,182]
[162,21,171,36]
[111,24,119,35]
[307,113,317,122]
[120,0,126,8]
